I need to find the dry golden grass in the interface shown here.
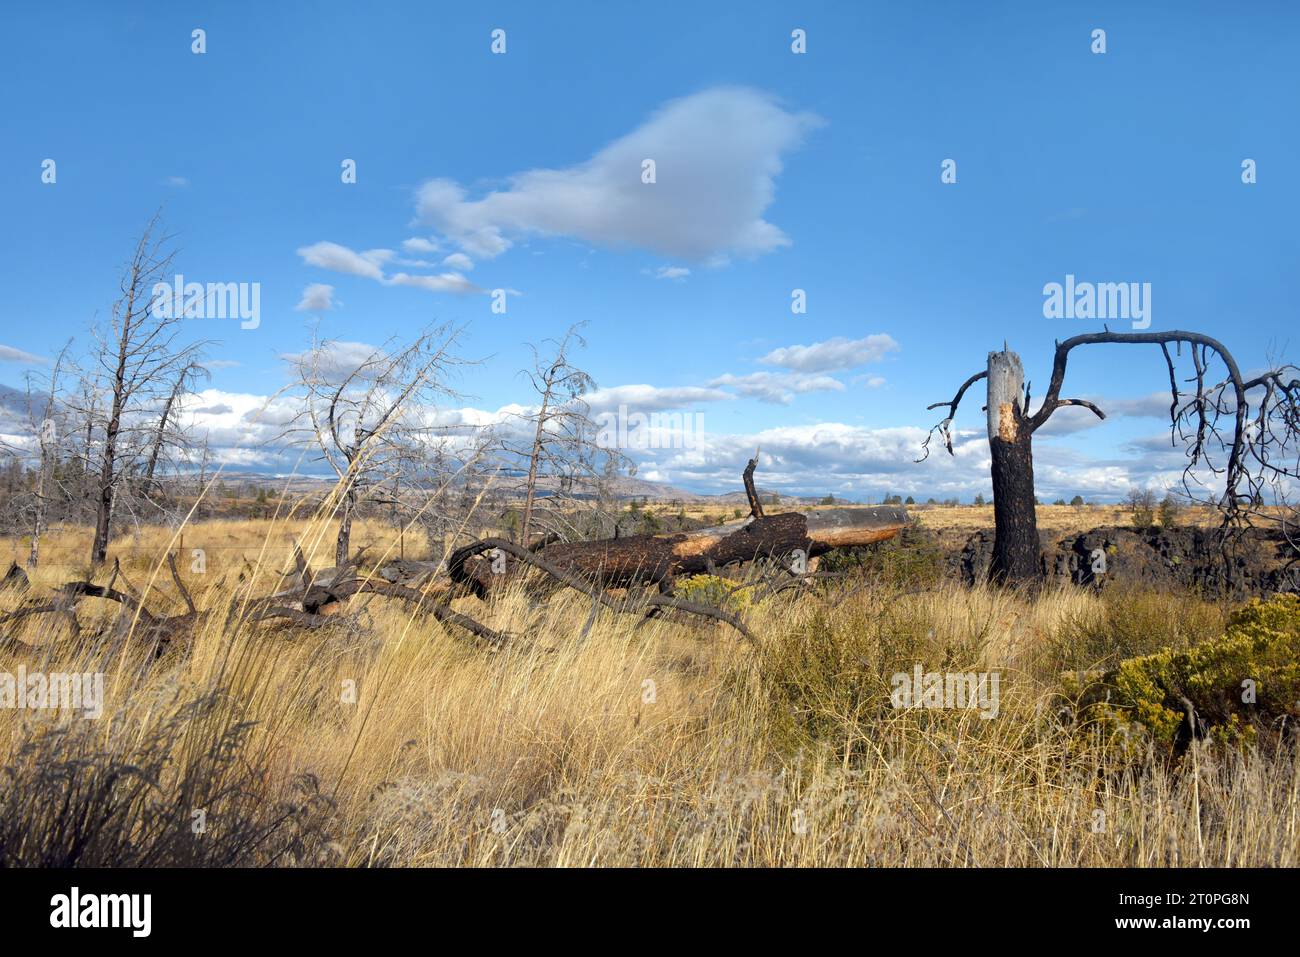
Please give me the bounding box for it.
[1,515,1296,867]
[909,503,1226,533]
[587,500,1230,537]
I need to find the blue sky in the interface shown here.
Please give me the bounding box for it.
[2,1,1297,500]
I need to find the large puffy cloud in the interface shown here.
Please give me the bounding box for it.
[146,374,1203,501]
[415,87,822,263]
[617,419,1193,501]
[760,334,899,373]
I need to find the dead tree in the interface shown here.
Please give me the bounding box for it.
[282,324,467,568]
[0,554,201,656]
[18,340,73,568]
[490,324,630,547]
[143,360,208,493]
[79,213,208,566]
[742,449,764,518]
[0,455,911,653]
[437,456,905,599]
[921,330,1299,585]
[446,505,908,598]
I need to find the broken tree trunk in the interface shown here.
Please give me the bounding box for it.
[448,505,909,597]
[986,349,1040,584]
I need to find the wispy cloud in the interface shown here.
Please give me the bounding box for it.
[0,344,47,365]
[709,371,844,404]
[647,265,690,281]
[760,334,900,373]
[298,241,480,294]
[584,383,732,414]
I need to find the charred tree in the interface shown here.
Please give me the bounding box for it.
[921,330,1298,587]
[985,350,1040,583]
[447,504,908,597]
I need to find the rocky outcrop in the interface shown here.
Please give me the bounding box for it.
[952,524,1296,597]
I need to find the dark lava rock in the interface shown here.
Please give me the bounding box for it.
[952,524,1296,597]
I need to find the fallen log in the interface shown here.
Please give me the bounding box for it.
[448,505,909,597]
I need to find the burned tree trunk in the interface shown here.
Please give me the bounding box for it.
[922,329,1291,588]
[742,450,764,518]
[448,505,909,597]
[986,350,1040,584]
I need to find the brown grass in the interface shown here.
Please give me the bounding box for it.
[1,516,1295,867]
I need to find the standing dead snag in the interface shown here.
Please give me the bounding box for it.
[984,350,1045,584]
[79,212,209,566]
[921,330,1299,585]
[742,449,764,519]
[281,324,470,568]
[487,323,630,546]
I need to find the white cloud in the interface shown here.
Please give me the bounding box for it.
[298,241,481,295]
[297,242,391,280]
[294,283,336,312]
[402,237,441,254]
[1105,392,1176,418]
[760,334,900,373]
[709,371,844,404]
[415,86,821,262]
[584,383,733,415]
[649,266,690,281]
[1034,404,1108,437]
[441,252,474,271]
[161,379,1197,503]
[166,175,190,188]
[279,340,387,380]
[0,345,47,365]
[387,272,480,294]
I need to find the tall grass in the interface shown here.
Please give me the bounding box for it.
[1,519,1295,866]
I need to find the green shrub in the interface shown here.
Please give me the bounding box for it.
[1125,488,1156,530]
[1157,493,1183,528]
[676,574,749,614]
[1063,594,1300,751]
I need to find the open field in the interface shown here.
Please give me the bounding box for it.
[2,515,1297,867]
